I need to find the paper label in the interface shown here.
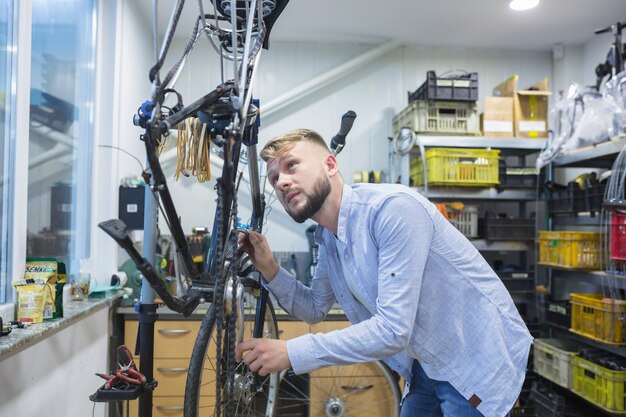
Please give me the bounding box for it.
[127,204,138,213]
[519,121,546,132]
[484,120,513,132]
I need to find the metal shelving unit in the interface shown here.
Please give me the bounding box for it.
[415,188,537,201]
[394,134,542,326]
[541,136,626,416]
[552,135,626,168]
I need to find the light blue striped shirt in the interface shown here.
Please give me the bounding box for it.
[265,183,532,417]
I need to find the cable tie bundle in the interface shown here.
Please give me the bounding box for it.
[175,117,211,182]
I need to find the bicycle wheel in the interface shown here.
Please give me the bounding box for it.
[275,361,401,417]
[185,280,280,417]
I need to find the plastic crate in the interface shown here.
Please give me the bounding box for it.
[585,182,606,216]
[533,338,581,389]
[498,271,534,295]
[499,161,540,189]
[570,293,626,345]
[572,354,626,414]
[538,231,601,270]
[408,70,479,103]
[484,212,535,241]
[530,381,588,417]
[447,205,479,238]
[392,100,480,137]
[410,148,500,187]
[547,184,586,216]
[612,212,626,262]
[545,301,571,329]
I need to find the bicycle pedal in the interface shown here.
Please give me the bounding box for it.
[89,382,144,403]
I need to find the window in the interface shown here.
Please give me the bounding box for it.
[26,0,96,273]
[0,1,17,303]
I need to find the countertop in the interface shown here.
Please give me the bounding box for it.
[0,291,123,361]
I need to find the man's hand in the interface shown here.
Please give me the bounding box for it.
[237,231,279,280]
[235,338,291,376]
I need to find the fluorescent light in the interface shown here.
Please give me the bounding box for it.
[509,0,539,11]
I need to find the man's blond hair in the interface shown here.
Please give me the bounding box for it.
[260,129,330,162]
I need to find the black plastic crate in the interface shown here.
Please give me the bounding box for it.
[585,182,606,216]
[499,160,540,189]
[484,212,535,241]
[498,271,534,295]
[408,70,478,103]
[546,183,585,216]
[545,301,571,329]
[530,381,582,417]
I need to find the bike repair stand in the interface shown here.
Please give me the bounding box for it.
[137,164,159,417]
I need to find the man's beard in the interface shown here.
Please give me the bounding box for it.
[285,175,331,223]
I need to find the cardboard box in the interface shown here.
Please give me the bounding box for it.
[481,96,514,138]
[493,75,518,98]
[493,76,551,138]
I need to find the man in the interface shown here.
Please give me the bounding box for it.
[235,128,532,417]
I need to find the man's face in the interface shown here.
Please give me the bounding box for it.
[267,142,332,223]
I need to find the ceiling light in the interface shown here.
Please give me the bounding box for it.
[509,0,539,11]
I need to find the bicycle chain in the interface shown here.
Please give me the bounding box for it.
[213,151,242,417]
[213,177,226,417]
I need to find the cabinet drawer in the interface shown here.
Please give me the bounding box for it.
[278,320,310,340]
[134,358,215,397]
[125,320,202,359]
[127,395,214,417]
[310,320,349,333]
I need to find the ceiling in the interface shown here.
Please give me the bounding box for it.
[147,0,626,50]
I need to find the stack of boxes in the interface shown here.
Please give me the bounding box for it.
[481,75,551,139]
[392,70,480,138]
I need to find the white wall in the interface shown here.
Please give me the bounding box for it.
[582,32,614,89]
[0,307,110,417]
[141,39,553,252]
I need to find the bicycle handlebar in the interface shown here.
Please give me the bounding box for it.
[330,110,357,155]
[595,21,625,35]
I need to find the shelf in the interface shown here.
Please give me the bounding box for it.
[549,212,603,226]
[549,322,626,359]
[549,270,626,288]
[552,136,626,168]
[414,136,546,155]
[415,187,537,201]
[470,239,532,251]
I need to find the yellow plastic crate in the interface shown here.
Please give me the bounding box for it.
[538,231,601,269]
[570,293,626,345]
[572,355,626,414]
[410,148,500,187]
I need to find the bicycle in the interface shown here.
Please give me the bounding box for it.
[98,1,400,416]
[594,21,625,91]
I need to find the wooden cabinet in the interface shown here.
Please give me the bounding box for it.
[119,313,398,417]
[123,319,213,417]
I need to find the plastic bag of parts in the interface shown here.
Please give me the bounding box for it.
[536,83,620,168]
[536,84,583,169]
[604,70,626,136]
[561,94,618,153]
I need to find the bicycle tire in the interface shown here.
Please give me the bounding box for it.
[275,360,401,417]
[184,285,280,417]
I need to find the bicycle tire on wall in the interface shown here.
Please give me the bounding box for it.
[184,289,280,417]
[275,360,402,417]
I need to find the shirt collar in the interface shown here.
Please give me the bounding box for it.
[314,183,353,245]
[336,183,352,244]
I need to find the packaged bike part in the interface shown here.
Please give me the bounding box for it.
[14,284,49,323]
[12,259,59,322]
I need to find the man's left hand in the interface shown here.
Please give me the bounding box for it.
[236,338,291,376]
